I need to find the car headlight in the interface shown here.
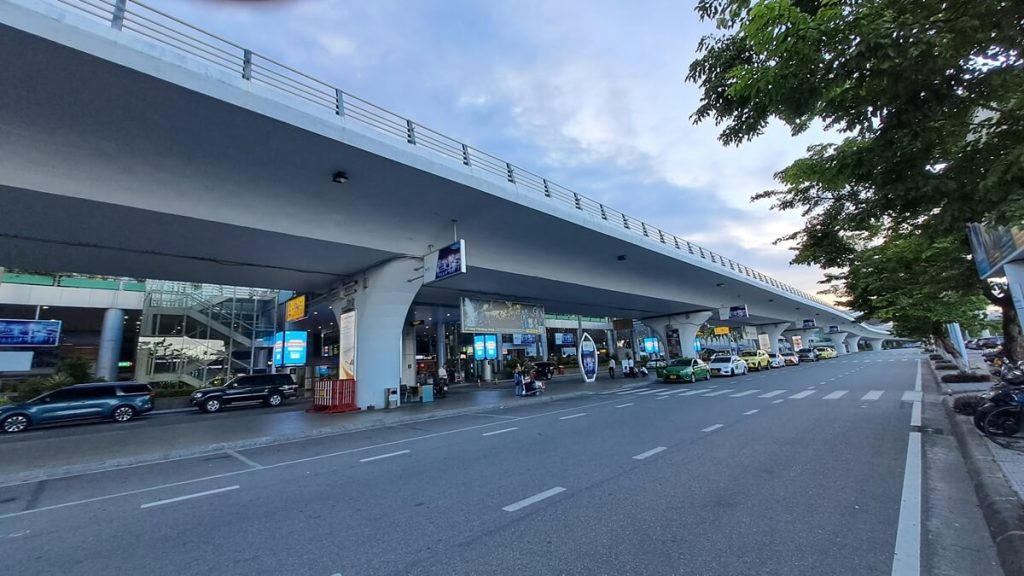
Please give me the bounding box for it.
[191,391,202,398]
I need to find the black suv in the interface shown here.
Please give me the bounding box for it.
[190,374,297,413]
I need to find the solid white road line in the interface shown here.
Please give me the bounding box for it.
[759,390,786,398]
[559,413,587,420]
[902,391,922,402]
[743,410,759,415]
[615,403,634,408]
[678,388,712,396]
[862,390,884,401]
[890,432,922,576]
[911,401,922,427]
[140,485,239,509]
[359,450,411,462]
[633,447,667,460]
[788,390,816,399]
[702,389,734,397]
[502,487,566,512]
[482,428,518,436]
[225,450,263,470]
[823,391,848,400]
[729,390,759,397]
[701,424,724,432]
[915,360,921,392]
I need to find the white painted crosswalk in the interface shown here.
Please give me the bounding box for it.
[616,386,900,402]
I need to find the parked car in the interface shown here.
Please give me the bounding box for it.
[814,346,837,359]
[977,337,1004,349]
[739,349,771,371]
[190,373,297,413]
[781,351,800,366]
[0,382,154,433]
[533,361,557,380]
[767,353,786,369]
[797,348,819,362]
[661,357,711,383]
[707,354,747,377]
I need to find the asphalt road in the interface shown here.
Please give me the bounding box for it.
[0,350,1002,575]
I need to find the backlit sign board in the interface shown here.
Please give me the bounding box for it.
[285,295,307,322]
[273,331,308,366]
[424,240,467,284]
[0,319,62,347]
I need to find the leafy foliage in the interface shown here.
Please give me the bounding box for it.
[687,0,1024,354]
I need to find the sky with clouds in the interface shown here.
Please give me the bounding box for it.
[146,0,835,299]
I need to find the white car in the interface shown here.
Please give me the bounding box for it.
[707,354,748,377]
[767,353,786,369]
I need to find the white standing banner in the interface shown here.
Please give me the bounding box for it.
[578,332,598,383]
[339,310,357,380]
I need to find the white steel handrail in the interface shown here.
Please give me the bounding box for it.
[51,0,835,310]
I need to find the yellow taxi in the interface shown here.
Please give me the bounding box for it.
[739,349,771,371]
[813,346,837,359]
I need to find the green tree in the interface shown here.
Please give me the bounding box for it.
[687,0,1024,357]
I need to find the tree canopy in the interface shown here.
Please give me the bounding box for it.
[687,0,1024,354]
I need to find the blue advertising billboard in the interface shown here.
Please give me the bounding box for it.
[554,332,575,345]
[273,331,308,366]
[642,337,660,354]
[473,335,486,360]
[0,319,62,347]
[484,334,498,359]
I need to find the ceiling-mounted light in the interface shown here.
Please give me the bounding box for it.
[332,171,349,184]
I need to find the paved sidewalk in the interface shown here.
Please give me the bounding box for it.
[935,350,1024,574]
[0,372,655,485]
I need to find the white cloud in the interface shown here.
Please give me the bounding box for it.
[314,33,356,57]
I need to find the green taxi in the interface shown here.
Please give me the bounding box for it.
[659,357,712,383]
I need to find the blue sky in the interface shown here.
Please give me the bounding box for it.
[147,0,834,298]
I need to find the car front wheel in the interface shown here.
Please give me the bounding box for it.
[112,405,136,422]
[1,414,30,433]
[202,398,223,413]
[265,392,284,407]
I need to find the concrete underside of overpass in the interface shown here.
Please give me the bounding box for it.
[0,7,865,328]
[0,1,890,405]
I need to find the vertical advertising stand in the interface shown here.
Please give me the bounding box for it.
[578,332,598,383]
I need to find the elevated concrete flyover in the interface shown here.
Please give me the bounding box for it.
[0,0,888,406]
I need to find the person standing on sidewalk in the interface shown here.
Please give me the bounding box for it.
[608,358,616,379]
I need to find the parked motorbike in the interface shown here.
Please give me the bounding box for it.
[514,372,545,396]
[969,362,1024,433]
[433,376,449,399]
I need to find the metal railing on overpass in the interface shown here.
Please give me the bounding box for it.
[54,0,834,310]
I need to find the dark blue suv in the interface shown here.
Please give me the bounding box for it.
[0,382,154,433]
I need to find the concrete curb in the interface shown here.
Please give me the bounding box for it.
[932,359,1024,576]
[0,384,641,486]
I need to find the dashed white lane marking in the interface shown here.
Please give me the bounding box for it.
[657,396,670,400]
[772,399,785,404]
[633,389,663,396]
[911,401,922,427]
[656,389,679,396]
[902,391,922,402]
[702,389,735,397]
[890,432,922,575]
[615,403,634,408]
[633,447,667,460]
[789,390,816,399]
[862,390,884,401]
[701,424,724,432]
[678,388,713,396]
[759,390,786,398]
[482,428,518,436]
[140,485,240,509]
[823,391,848,400]
[617,388,649,395]
[744,410,759,415]
[360,450,410,462]
[559,413,587,420]
[503,487,566,512]
[729,390,759,397]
